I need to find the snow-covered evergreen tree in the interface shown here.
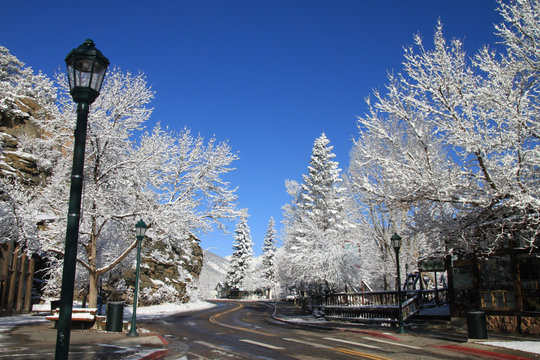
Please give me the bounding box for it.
[226,212,254,289]
[278,134,357,292]
[300,134,348,232]
[261,217,277,295]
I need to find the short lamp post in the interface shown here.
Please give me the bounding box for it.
[55,39,109,360]
[391,233,406,334]
[127,219,147,337]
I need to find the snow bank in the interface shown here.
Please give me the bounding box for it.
[483,341,540,355]
[130,300,216,320]
[0,314,48,336]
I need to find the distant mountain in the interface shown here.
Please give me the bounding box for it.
[197,250,229,298]
[197,251,268,297]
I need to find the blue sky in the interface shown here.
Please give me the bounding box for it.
[2,1,501,258]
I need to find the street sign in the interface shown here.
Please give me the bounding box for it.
[419,257,446,272]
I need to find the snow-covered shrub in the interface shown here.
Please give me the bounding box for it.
[140,279,179,305]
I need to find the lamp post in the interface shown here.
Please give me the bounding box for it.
[55,39,109,360]
[391,233,406,334]
[127,219,147,337]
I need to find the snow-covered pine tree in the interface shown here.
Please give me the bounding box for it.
[226,212,254,289]
[278,133,357,293]
[261,217,277,296]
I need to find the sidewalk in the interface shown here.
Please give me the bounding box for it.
[0,301,217,359]
[0,319,170,360]
[272,301,540,360]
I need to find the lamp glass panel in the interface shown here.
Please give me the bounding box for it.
[391,235,401,250]
[72,57,94,88]
[66,64,72,90]
[73,57,94,72]
[135,221,147,237]
[90,65,107,92]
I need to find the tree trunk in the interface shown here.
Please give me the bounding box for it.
[88,271,99,308]
[87,218,99,308]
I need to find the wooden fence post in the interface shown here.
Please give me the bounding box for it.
[7,245,20,313]
[24,257,35,313]
[16,253,27,313]
[0,241,14,313]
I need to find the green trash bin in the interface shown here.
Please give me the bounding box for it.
[106,301,124,332]
[50,300,61,312]
[467,310,488,339]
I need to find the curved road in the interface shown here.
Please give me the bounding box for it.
[140,301,473,360]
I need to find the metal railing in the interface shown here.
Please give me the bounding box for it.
[309,288,448,324]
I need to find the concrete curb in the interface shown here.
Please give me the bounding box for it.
[337,327,402,341]
[139,348,170,360]
[435,344,535,360]
[137,333,170,360]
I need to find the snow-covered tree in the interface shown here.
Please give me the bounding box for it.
[278,134,357,292]
[34,68,239,306]
[0,46,60,255]
[0,46,56,125]
[261,217,278,295]
[0,46,240,306]
[348,0,540,257]
[226,212,254,289]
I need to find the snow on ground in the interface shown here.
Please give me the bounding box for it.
[0,313,48,341]
[276,315,326,324]
[0,300,216,336]
[483,341,540,355]
[0,314,48,331]
[130,300,216,320]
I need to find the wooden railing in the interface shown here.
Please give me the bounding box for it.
[309,288,448,324]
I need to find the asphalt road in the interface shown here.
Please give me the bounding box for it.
[139,300,481,360]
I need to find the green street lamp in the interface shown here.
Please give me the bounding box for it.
[127,219,148,337]
[55,39,109,360]
[391,233,406,334]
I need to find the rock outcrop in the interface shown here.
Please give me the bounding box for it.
[121,235,204,305]
[0,97,45,185]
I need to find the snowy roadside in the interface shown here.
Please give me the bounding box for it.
[0,314,48,333]
[482,341,540,355]
[0,300,216,335]
[128,300,216,320]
